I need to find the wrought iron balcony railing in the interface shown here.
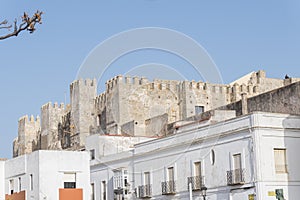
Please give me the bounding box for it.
[138,184,152,198]
[227,168,245,185]
[187,176,204,191]
[161,180,176,195]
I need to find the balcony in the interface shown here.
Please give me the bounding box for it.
[227,168,245,185]
[161,180,176,195]
[187,176,204,191]
[138,184,152,198]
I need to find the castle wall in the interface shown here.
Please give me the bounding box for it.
[117,77,180,135]
[95,76,181,135]
[13,70,299,157]
[145,113,168,137]
[218,81,300,116]
[93,70,294,137]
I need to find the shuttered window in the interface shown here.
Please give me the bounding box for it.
[233,154,242,170]
[194,162,201,177]
[144,172,150,185]
[168,167,174,181]
[274,148,287,173]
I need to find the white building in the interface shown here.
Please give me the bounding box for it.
[0,159,5,200]
[86,134,155,200]
[88,111,300,200]
[4,150,90,200]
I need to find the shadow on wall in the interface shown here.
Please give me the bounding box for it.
[282,115,300,200]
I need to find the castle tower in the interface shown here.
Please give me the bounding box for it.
[40,102,65,150]
[13,115,40,157]
[70,79,97,148]
[179,81,229,119]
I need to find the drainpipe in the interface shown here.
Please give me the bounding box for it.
[189,182,193,200]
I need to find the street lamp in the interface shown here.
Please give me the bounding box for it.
[200,186,207,200]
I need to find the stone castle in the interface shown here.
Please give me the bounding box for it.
[13,70,300,157]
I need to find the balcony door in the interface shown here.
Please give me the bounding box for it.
[144,172,150,186]
[194,162,202,189]
[168,167,174,181]
[233,154,241,170]
[168,167,175,192]
[194,162,201,177]
[233,154,242,183]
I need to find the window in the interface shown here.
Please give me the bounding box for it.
[63,173,76,189]
[195,106,204,115]
[90,149,95,160]
[162,167,176,194]
[113,168,129,199]
[168,167,174,181]
[30,174,33,191]
[194,162,202,177]
[191,162,203,190]
[113,169,128,189]
[9,179,14,194]
[64,181,75,189]
[229,153,244,184]
[18,177,21,192]
[64,182,76,188]
[91,183,95,200]
[97,114,101,126]
[210,149,215,165]
[144,172,151,186]
[233,154,242,170]
[253,86,257,93]
[274,148,287,173]
[102,181,107,200]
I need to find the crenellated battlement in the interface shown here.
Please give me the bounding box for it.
[123,76,149,85]
[70,78,97,88]
[95,92,106,108]
[41,102,65,111]
[228,82,258,96]
[105,75,122,92]
[18,115,40,125]
[182,80,229,94]
[106,75,152,92]
[147,79,178,91]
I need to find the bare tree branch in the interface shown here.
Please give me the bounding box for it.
[0,10,43,40]
[0,20,8,25]
[0,20,12,30]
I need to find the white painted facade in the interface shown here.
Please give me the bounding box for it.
[90,112,300,200]
[0,160,5,200]
[86,134,155,166]
[254,113,300,200]
[86,134,155,200]
[4,150,90,200]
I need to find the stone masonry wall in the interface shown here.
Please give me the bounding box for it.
[219,80,300,116]
[13,70,299,157]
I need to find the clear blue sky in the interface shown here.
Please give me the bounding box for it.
[1,0,300,158]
